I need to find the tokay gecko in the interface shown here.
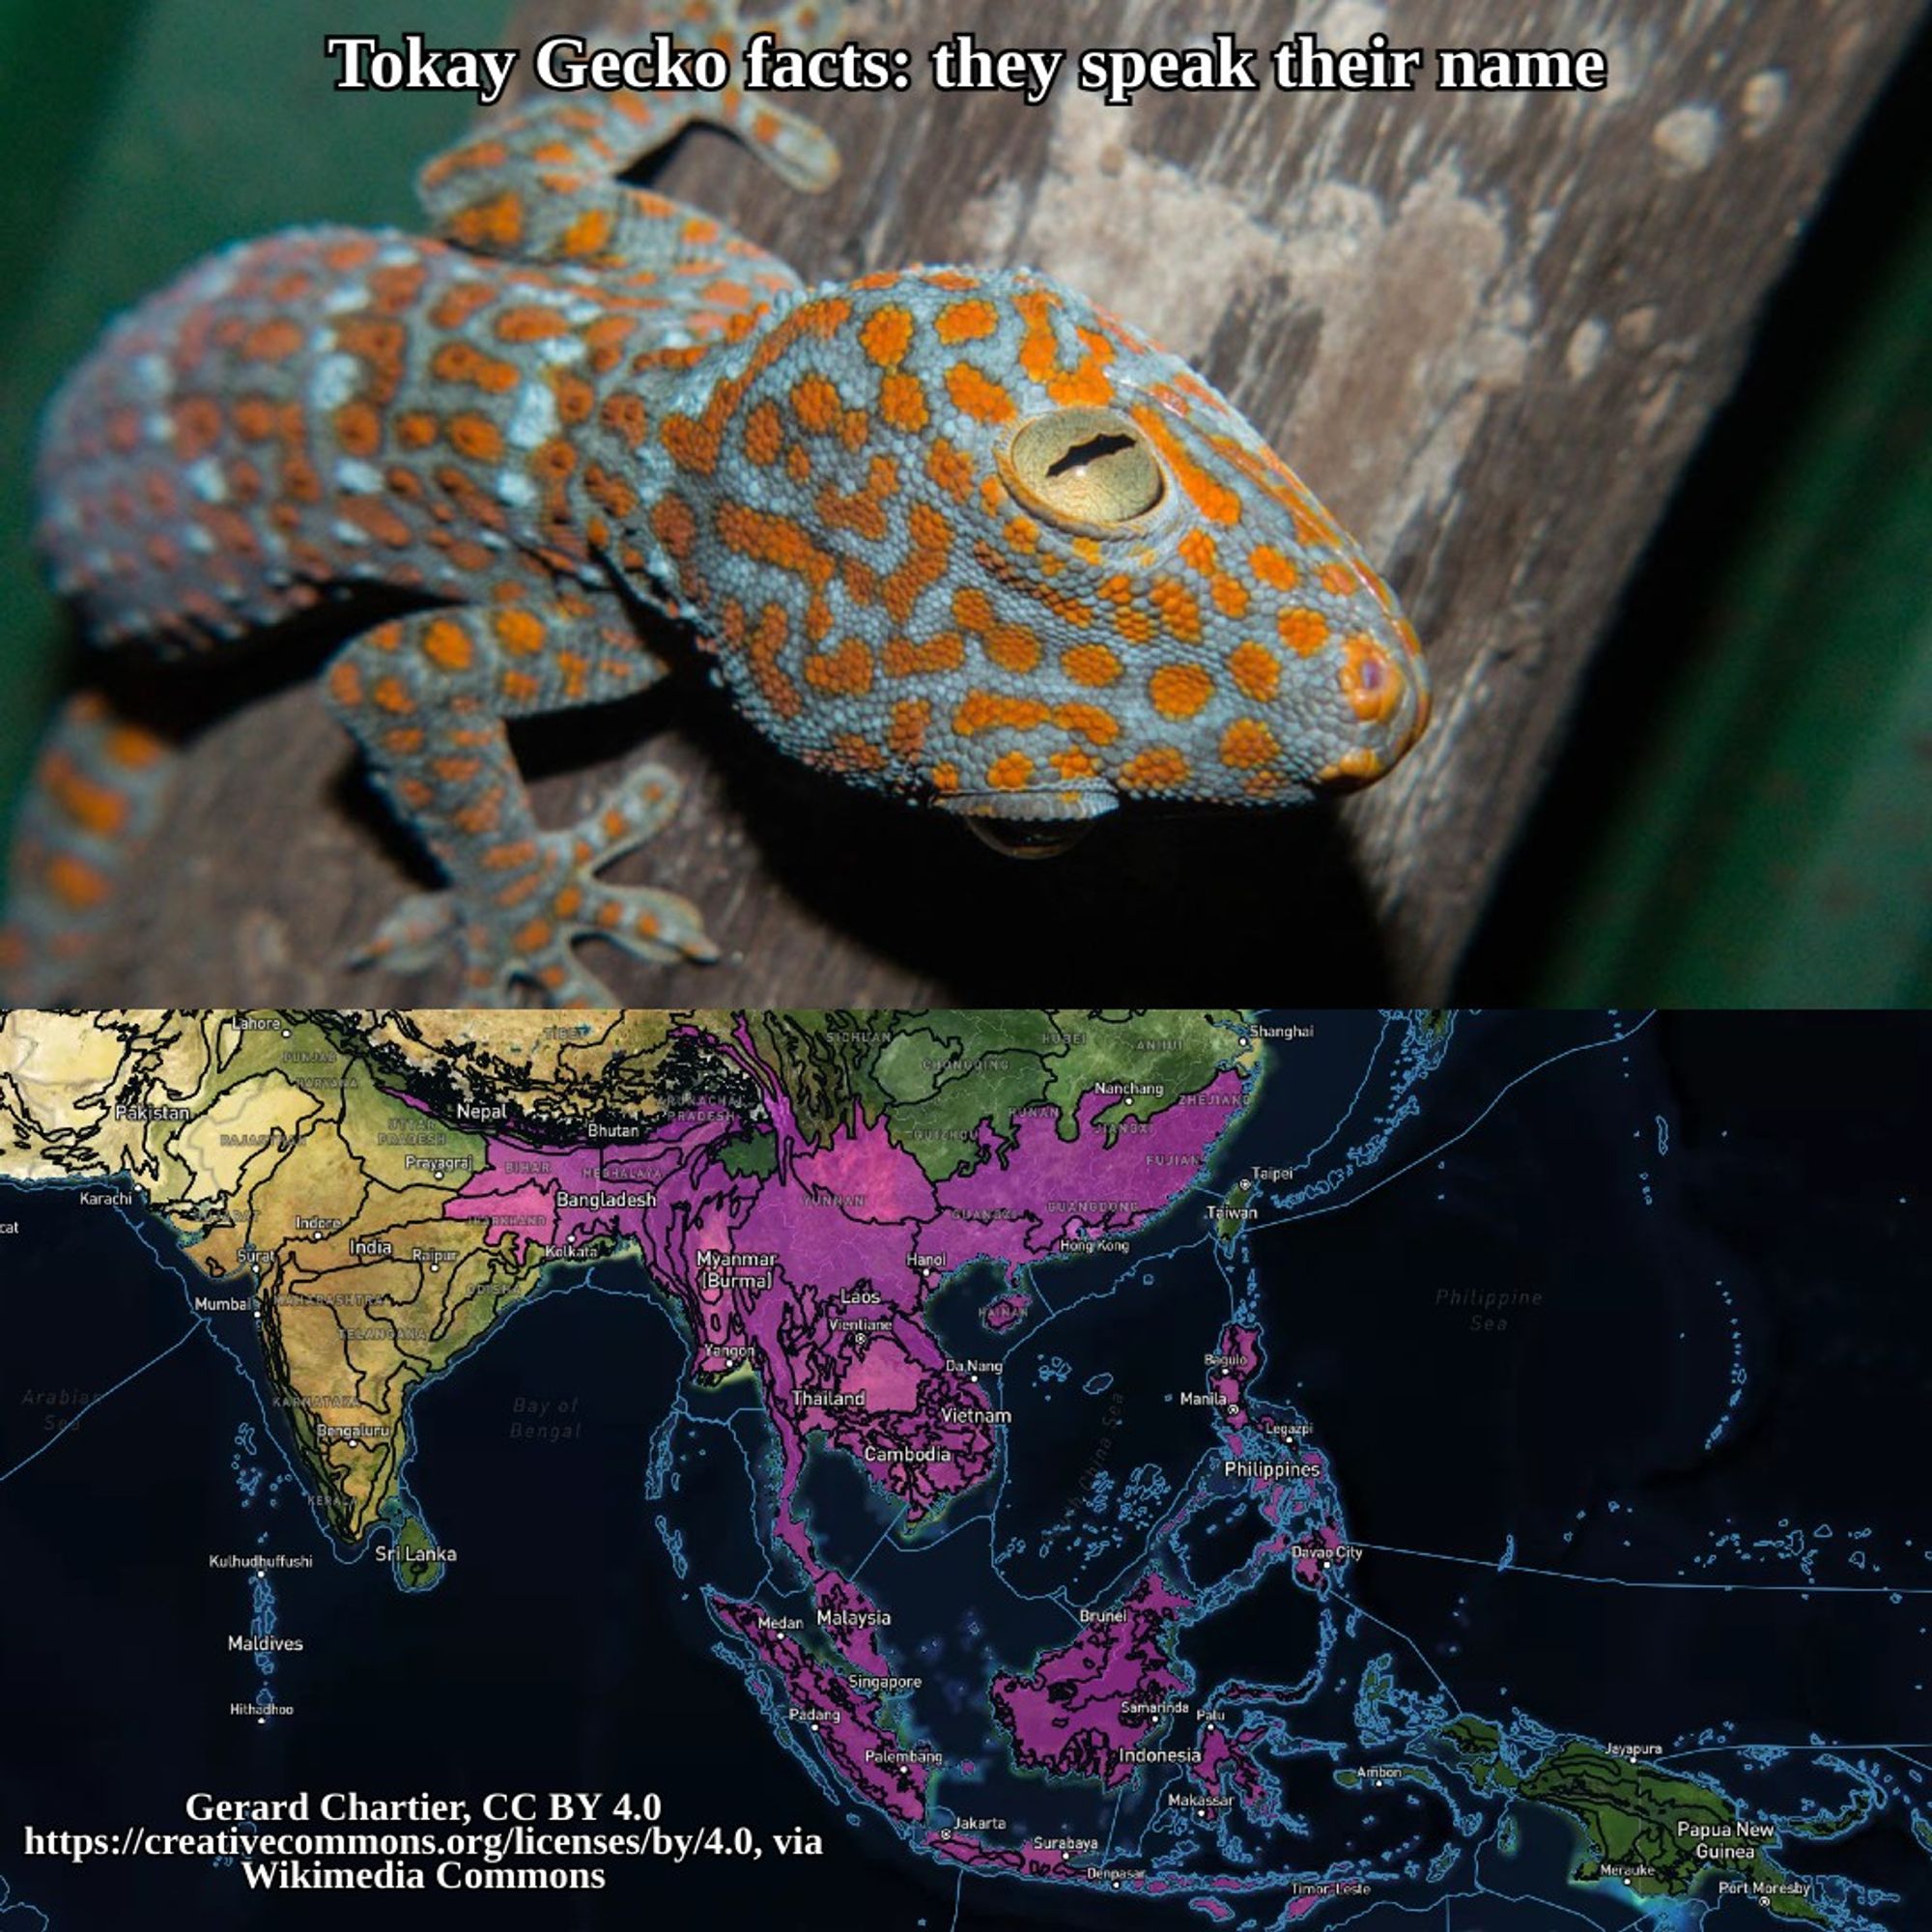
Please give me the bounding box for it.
[4,0,1429,1006]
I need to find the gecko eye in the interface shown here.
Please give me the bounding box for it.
[1000,408,1164,528]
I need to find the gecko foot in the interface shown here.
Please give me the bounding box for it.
[351,764,720,1005]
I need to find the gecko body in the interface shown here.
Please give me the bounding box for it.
[5,0,1428,1004]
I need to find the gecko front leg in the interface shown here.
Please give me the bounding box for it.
[323,592,715,1004]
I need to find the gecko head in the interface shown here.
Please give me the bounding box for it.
[653,266,1428,847]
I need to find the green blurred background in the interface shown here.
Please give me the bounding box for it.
[2,2,1926,1004]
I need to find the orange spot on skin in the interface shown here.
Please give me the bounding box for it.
[953,690,1049,736]
[1149,663,1214,719]
[983,622,1042,674]
[339,497,413,548]
[170,395,222,462]
[824,732,886,775]
[368,261,426,313]
[493,607,546,655]
[233,396,278,442]
[429,281,496,329]
[1051,747,1101,779]
[396,412,440,450]
[1053,702,1120,746]
[1118,745,1191,793]
[602,391,650,448]
[332,400,383,457]
[882,632,966,678]
[45,853,111,909]
[934,298,999,344]
[985,751,1035,791]
[1291,498,1342,550]
[946,364,1015,424]
[1011,291,1119,406]
[447,190,526,252]
[1210,573,1250,618]
[446,412,503,462]
[495,304,569,342]
[1062,642,1123,688]
[420,137,508,185]
[560,206,614,257]
[242,317,303,362]
[859,305,915,367]
[430,341,522,394]
[583,463,639,520]
[104,724,164,771]
[583,314,637,373]
[532,438,577,484]
[372,675,415,716]
[43,753,128,838]
[748,602,801,721]
[652,495,697,561]
[925,438,974,500]
[327,660,363,709]
[1220,718,1281,769]
[322,236,379,273]
[1148,577,1203,644]
[1227,640,1282,702]
[879,371,930,435]
[1130,405,1240,525]
[804,638,874,697]
[1277,608,1331,657]
[880,502,952,626]
[421,619,473,672]
[1320,560,1364,597]
[816,453,900,544]
[553,371,595,425]
[1178,529,1218,574]
[1250,545,1299,591]
[715,502,835,590]
[744,401,784,466]
[888,697,931,760]
[790,373,843,435]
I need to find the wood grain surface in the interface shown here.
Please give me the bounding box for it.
[58,0,1929,1007]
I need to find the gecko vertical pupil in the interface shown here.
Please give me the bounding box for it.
[1045,432,1134,477]
[1003,409,1164,526]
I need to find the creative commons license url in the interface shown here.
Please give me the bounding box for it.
[21,1790,826,1891]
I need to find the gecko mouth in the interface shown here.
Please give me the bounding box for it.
[962,818,1096,860]
[935,786,1117,860]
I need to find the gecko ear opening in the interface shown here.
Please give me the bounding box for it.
[934,787,1117,861]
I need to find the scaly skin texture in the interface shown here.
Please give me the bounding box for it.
[4,0,1428,1006]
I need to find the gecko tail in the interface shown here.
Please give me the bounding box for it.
[0,693,178,1007]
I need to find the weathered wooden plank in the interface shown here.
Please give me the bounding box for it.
[63,0,1927,1005]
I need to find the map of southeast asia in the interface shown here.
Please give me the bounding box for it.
[0,1007,1927,1929]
